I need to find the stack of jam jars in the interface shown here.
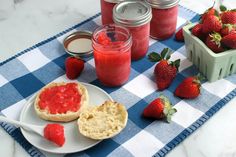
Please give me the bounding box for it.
[94,0,179,87]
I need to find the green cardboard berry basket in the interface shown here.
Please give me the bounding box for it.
[183,23,236,82]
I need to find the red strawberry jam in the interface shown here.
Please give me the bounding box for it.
[127,24,150,60]
[147,0,179,40]
[39,83,81,114]
[97,32,112,45]
[100,0,124,25]
[113,1,152,60]
[92,25,132,87]
[44,124,65,147]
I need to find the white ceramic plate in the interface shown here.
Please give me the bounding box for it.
[20,82,113,154]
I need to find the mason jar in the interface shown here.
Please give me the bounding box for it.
[100,0,124,25]
[146,0,179,40]
[113,0,152,60]
[92,24,132,87]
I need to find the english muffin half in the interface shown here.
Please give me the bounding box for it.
[78,101,128,140]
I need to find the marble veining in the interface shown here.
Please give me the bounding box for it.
[14,0,24,5]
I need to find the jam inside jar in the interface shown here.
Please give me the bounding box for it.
[100,0,123,25]
[113,1,152,60]
[92,24,132,87]
[147,0,179,40]
[127,23,150,60]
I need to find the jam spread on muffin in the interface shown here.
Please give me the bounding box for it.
[39,83,82,114]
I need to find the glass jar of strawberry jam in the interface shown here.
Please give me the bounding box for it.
[146,0,179,40]
[92,24,132,87]
[100,0,124,25]
[113,1,152,60]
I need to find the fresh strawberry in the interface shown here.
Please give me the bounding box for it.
[44,124,65,147]
[202,15,222,34]
[221,33,236,48]
[220,10,236,25]
[154,60,176,90]
[200,7,219,22]
[205,32,224,53]
[148,48,180,91]
[65,57,84,79]
[220,24,236,36]
[143,95,177,122]
[174,76,201,99]
[175,28,184,42]
[191,23,205,39]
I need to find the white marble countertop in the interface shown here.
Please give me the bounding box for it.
[0,0,236,157]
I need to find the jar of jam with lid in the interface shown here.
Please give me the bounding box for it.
[113,0,152,60]
[100,0,124,25]
[146,0,179,40]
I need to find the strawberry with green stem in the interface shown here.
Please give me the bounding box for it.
[174,75,204,99]
[205,32,224,53]
[200,1,219,23]
[220,5,236,25]
[220,24,236,36]
[148,48,180,91]
[143,95,177,123]
[202,15,222,34]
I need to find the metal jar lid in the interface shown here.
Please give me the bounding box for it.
[146,0,179,9]
[63,31,93,58]
[113,0,152,27]
[104,0,124,3]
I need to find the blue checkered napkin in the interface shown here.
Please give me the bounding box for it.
[0,5,236,157]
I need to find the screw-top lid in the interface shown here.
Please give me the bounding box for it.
[63,31,93,58]
[104,0,124,3]
[113,0,152,27]
[146,0,179,9]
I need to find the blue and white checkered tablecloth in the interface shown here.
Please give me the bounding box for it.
[0,5,236,157]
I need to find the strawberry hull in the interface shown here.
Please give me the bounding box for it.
[183,23,236,82]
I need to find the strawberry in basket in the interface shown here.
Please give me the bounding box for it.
[220,6,236,25]
[221,33,236,49]
[200,6,219,23]
[205,32,224,53]
[189,4,236,53]
[202,14,222,34]
[220,24,236,36]
[191,24,205,40]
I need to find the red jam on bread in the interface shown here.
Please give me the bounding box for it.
[38,83,81,114]
[44,124,65,147]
